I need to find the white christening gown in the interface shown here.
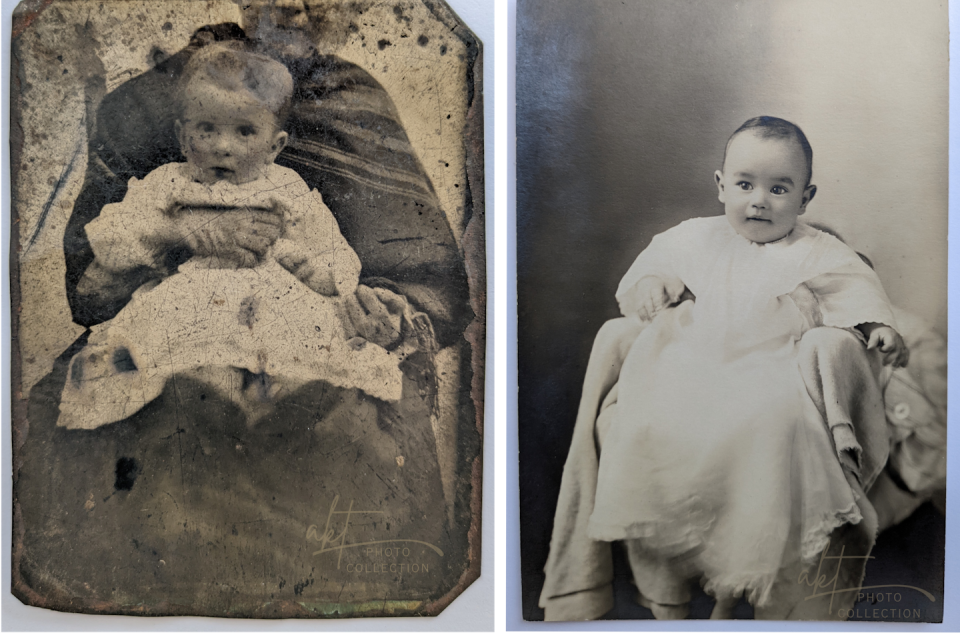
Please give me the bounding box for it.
[587,216,897,605]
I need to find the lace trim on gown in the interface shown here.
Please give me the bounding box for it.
[587,494,715,556]
[801,500,863,564]
[700,500,863,607]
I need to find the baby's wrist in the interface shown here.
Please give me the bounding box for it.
[627,275,663,298]
[636,274,663,286]
[147,214,182,245]
[133,214,183,265]
[856,322,883,335]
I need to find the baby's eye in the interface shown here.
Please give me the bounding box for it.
[736,181,752,191]
[238,125,257,137]
[771,185,788,195]
[198,122,215,133]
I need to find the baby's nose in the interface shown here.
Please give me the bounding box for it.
[749,191,769,210]
[214,134,234,156]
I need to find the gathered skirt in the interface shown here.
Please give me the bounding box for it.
[588,301,861,606]
[58,259,403,429]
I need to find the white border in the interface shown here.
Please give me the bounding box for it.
[505,0,957,631]
[0,0,494,630]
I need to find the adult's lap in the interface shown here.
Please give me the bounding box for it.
[16,345,452,612]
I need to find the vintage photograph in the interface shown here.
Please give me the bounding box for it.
[11,0,484,618]
[518,0,946,622]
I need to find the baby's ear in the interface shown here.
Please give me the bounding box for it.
[268,130,288,162]
[714,170,726,203]
[799,184,817,214]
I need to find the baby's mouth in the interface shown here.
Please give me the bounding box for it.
[746,217,771,222]
[212,167,235,180]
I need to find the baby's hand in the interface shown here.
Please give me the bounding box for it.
[620,275,670,322]
[860,323,909,368]
[145,180,222,247]
[269,194,294,215]
[274,239,338,295]
[182,208,283,268]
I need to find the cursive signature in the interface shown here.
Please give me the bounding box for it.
[798,543,936,614]
[305,495,444,569]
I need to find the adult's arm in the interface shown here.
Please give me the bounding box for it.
[277,54,471,347]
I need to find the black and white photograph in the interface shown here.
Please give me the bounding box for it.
[10,0,485,618]
[518,0,946,622]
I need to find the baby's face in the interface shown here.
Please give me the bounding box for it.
[715,131,814,244]
[177,82,287,185]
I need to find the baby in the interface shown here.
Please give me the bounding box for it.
[542,117,908,620]
[80,41,360,296]
[60,42,402,429]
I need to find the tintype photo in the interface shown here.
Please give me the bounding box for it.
[11,0,484,618]
[518,0,945,622]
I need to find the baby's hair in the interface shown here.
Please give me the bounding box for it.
[179,41,294,127]
[724,116,814,186]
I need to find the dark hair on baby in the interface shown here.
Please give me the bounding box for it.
[179,41,294,126]
[724,116,814,186]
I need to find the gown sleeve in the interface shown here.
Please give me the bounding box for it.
[797,235,899,337]
[615,219,707,317]
[76,167,184,313]
[271,171,362,297]
[84,166,181,273]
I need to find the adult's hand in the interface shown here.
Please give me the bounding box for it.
[180,207,283,268]
[343,286,407,348]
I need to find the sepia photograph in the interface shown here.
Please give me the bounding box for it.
[518,0,946,622]
[10,0,485,618]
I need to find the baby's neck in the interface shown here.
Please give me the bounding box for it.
[742,229,797,246]
[174,164,278,213]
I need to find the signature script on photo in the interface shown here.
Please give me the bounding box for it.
[305,495,444,569]
[798,542,936,614]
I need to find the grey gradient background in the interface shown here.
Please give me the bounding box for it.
[517,0,947,623]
